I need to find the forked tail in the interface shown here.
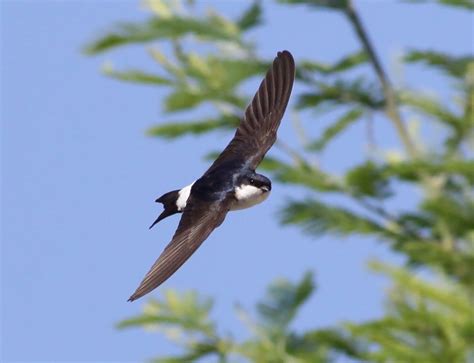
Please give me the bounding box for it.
[149,190,180,229]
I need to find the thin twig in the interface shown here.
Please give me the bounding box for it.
[291,111,321,168]
[275,139,305,166]
[355,197,426,241]
[345,1,418,158]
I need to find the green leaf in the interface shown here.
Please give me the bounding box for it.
[300,50,368,75]
[164,89,205,111]
[421,195,474,238]
[147,115,237,139]
[117,290,216,337]
[308,108,364,151]
[184,56,268,91]
[152,342,221,363]
[153,52,266,107]
[257,271,315,330]
[102,66,172,85]
[383,159,474,185]
[404,50,474,78]
[164,88,244,112]
[405,0,474,11]
[297,78,384,110]
[237,1,263,31]
[343,261,474,363]
[400,89,472,151]
[397,212,434,235]
[289,329,367,360]
[215,58,269,89]
[275,164,344,192]
[345,161,392,199]
[281,199,396,238]
[369,260,472,315]
[399,242,474,286]
[401,92,463,130]
[84,16,240,55]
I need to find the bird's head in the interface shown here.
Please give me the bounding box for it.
[247,172,271,192]
[236,172,271,195]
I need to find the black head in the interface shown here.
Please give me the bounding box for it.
[241,172,272,192]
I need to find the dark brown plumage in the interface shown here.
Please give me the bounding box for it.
[128,198,230,301]
[206,50,295,173]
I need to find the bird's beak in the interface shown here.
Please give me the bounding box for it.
[261,185,271,192]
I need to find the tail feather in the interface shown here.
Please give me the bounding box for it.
[149,209,176,229]
[149,189,180,229]
[155,189,179,204]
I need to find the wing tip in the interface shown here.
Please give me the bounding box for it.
[277,49,291,57]
[276,50,295,65]
[127,293,138,302]
[274,50,295,84]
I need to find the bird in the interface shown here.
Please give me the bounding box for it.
[128,50,295,302]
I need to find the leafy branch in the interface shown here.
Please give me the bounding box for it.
[85,0,474,361]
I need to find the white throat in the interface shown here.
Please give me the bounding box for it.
[232,184,270,211]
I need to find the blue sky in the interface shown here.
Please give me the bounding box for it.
[1,1,472,361]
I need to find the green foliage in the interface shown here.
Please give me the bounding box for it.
[86,0,474,361]
[275,163,343,192]
[102,65,172,85]
[343,261,474,363]
[164,87,242,112]
[287,328,365,361]
[280,199,394,238]
[401,92,462,129]
[404,50,474,78]
[257,272,314,331]
[237,1,263,31]
[421,195,474,238]
[296,78,384,110]
[118,273,325,362]
[147,115,237,139]
[308,108,364,151]
[399,241,474,285]
[382,159,474,185]
[299,50,368,78]
[406,0,474,10]
[83,14,241,55]
[400,91,472,149]
[117,290,215,335]
[345,161,392,199]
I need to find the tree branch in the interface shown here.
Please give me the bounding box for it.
[354,197,427,242]
[345,1,418,158]
[345,1,455,250]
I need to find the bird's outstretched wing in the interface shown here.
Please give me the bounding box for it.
[206,50,295,173]
[128,196,231,301]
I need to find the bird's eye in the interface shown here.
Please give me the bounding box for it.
[249,178,255,184]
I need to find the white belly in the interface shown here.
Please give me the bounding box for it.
[231,185,270,211]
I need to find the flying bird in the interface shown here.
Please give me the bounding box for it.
[128,50,295,302]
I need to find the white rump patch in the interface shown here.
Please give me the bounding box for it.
[176,181,195,211]
[232,184,270,211]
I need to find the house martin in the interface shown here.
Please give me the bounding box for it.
[128,50,295,301]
